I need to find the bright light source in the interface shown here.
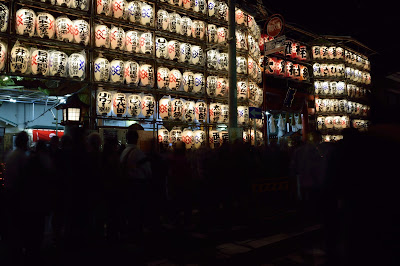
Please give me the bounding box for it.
[3,76,9,81]
[265,111,270,115]
[59,98,66,104]
[10,99,16,103]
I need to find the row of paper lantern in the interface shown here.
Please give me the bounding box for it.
[15,9,90,45]
[0,3,9,32]
[313,63,371,84]
[317,115,350,130]
[156,39,205,64]
[38,0,89,10]
[315,98,370,116]
[160,0,224,19]
[322,135,343,142]
[259,36,308,61]
[312,46,371,70]
[97,0,154,23]
[4,42,86,78]
[262,56,310,81]
[314,81,368,98]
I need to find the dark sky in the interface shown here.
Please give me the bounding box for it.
[261,1,399,79]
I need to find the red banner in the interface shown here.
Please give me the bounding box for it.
[32,130,64,142]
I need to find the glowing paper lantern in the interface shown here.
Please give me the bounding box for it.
[169,127,182,144]
[299,45,307,61]
[219,104,229,123]
[285,61,294,78]
[320,63,329,77]
[158,96,171,120]
[180,16,192,36]
[315,98,322,112]
[168,12,181,33]
[237,80,248,100]
[328,64,337,77]
[320,46,328,59]
[314,81,322,95]
[167,40,180,60]
[217,53,228,71]
[299,65,309,81]
[322,81,330,95]
[30,49,49,76]
[127,94,141,117]
[49,51,68,77]
[94,57,110,81]
[70,0,88,10]
[141,94,155,117]
[328,46,336,59]
[179,42,191,63]
[110,59,124,83]
[97,90,112,115]
[276,59,286,77]
[157,67,170,89]
[168,68,182,90]
[264,57,275,75]
[207,24,218,43]
[97,0,112,15]
[140,3,153,26]
[216,77,228,96]
[183,0,191,9]
[73,19,90,45]
[0,41,6,71]
[324,116,334,129]
[313,63,321,77]
[207,49,219,69]
[336,47,344,59]
[219,131,229,144]
[193,73,204,93]
[36,12,55,39]
[171,98,184,121]
[338,99,347,113]
[292,64,301,80]
[139,32,153,54]
[291,42,299,59]
[95,24,110,48]
[237,106,249,125]
[340,116,349,129]
[112,92,127,116]
[330,81,337,95]
[125,30,140,53]
[55,16,74,42]
[112,0,126,19]
[156,9,169,30]
[168,0,182,6]
[0,3,9,33]
[235,8,245,24]
[206,75,218,96]
[15,8,36,36]
[216,1,228,21]
[193,130,206,149]
[193,0,206,13]
[209,129,220,149]
[236,30,247,50]
[209,103,222,123]
[110,26,125,50]
[237,56,247,74]
[195,100,207,122]
[139,64,154,87]
[124,60,140,85]
[181,128,194,149]
[183,100,196,123]
[158,127,170,146]
[317,116,325,130]
[191,45,204,65]
[208,0,217,17]
[68,53,86,79]
[182,71,194,92]
[217,27,227,43]
[192,20,205,39]
[337,64,345,77]
[156,37,168,59]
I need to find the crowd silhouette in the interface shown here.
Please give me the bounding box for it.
[0,123,399,266]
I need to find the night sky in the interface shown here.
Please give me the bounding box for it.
[261,1,399,80]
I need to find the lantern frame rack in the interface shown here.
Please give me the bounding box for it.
[155,90,206,100]
[312,76,372,87]
[157,2,207,21]
[267,52,313,67]
[92,47,154,63]
[155,58,206,72]
[315,112,369,119]
[93,14,155,33]
[92,82,155,93]
[155,30,205,46]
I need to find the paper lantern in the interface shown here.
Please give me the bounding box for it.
[55,17,74,42]
[124,60,139,85]
[236,30,247,50]
[169,127,182,144]
[336,64,345,77]
[273,58,285,76]
[195,100,207,122]
[332,99,339,112]
[35,12,55,39]
[193,130,205,149]
[68,53,86,79]
[182,71,194,92]
[180,16,192,36]
[125,30,140,53]
[49,51,68,77]
[291,42,300,59]
[168,0,182,6]
[316,116,325,130]
[298,45,307,61]
[139,32,153,54]
[216,1,228,21]
[237,106,249,125]
[250,130,263,146]
[335,47,344,59]
[97,90,112,115]
[168,68,182,90]
[169,12,181,33]
[127,1,142,23]
[328,64,337,77]
[139,64,154,87]
[127,94,141,117]
[217,53,228,71]
[219,104,229,123]
[179,42,191,63]
[206,76,218,96]
[219,131,229,144]
[193,73,204,93]
[264,57,275,75]
[299,65,309,81]
[112,92,127,116]
[247,35,256,55]
[314,81,322,95]
[193,0,206,13]
[329,81,337,95]
[110,60,124,83]
[320,46,328,59]
[248,56,256,77]
[338,99,347,113]
[97,0,112,15]
[95,24,110,48]
[73,19,90,45]
[322,81,330,95]
[207,49,219,69]
[216,77,228,96]
[209,130,220,149]
[320,64,329,77]
[192,20,205,39]
[157,67,170,89]
[285,61,294,78]
[312,63,321,77]
[158,127,170,145]
[255,65,262,82]
[16,8,36,36]
[156,9,169,30]
[207,24,218,43]
[110,26,125,50]
[167,40,180,60]
[191,45,204,65]
[112,0,126,19]
[217,27,227,43]
[141,95,155,117]
[315,98,322,112]
[183,100,196,123]
[248,82,258,103]
[171,98,184,120]
[283,39,293,57]
[340,116,349,129]
[183,0,191,9]
[0,3,9,32]
[31,49,49,76]
[324,116,334,129]
[312,46,321,59]
[237,81,248,100]
[208,0,217,16]
[209,103,222,123]
[158,96,171,120]
[70,0,88,10]
[182,128,194,149]
[235,8,245,24]
[236,56,247,74]
[0,41,6,71]
[140,3,153,26]
[94,57,110,81]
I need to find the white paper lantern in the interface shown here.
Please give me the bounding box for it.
[112,0,126,19]
[340,116,349,129]
[217,27,227,43]
[179,42,191,63]
[193,130,205,149]
[0,41,6,71]
[209,129,220,149]
[68,53,86,79]
[219,130,229,144]
[219,104,229,123]
[156,9,169,30]
[193,0,206,13]
[140,3,153,26]
[237,106,249,125]
[336,64,345,77]
[155,37,168,59]
[327,46,336,59]
[168,68,182,90]
[180,16,192,36]
[248,57,255,76]
[124,60,139,85]
[127,94,141,117]
[235,9,245,24]
[55,17,74,42]
[157,67,169,89]
[0,3,9,33]
[315,98,322,112]
[191,45,203,65]
[183,0,191,9]
[158,96,171,120]
[112,92,127,116]
[49,51,68,77]
[329,81,337,95]
[216,1,228,21]
[158,127,170,145]
[110,60,124,83]
[183,100,196,123]
[182,71,194,92]
[169,12,181,33]
[205,24,217,45]
[97,0,112,15]
[312,46,320,59]
[248,82,258,104]
[192,20,205,39]
[216,77,227,96]
[167,40,180,60]
[195,100,207,122]
[248,14,255,32]
[95,25,110,48]
[248,35,256,55]
[141,94,155,117]
[237,81,248,100]
[182,128,194,149]
[110,26,125,50]
[236,56,247,74]
[94,57,110,82]
[236,30,247,50]
[171,98,184,120]
[320,64,329,77]
[193,73,204,93]
[15,8,36,37]
[125,30,139,53]
[338,99,347,113]
[206,75,218,96]
[73,19,90,45]
[317,116,325,130]
[139,32,153,54]
[70,0,89,10]
[207,0,217,17]
[35,12,55,39]
[97,90,112,115]
[313,63,321,77]
[324,116,334,129]
[328,64,337,77]
[217,53,228,71]
[209,102,222,123]
[126,1,141,22]
[31,49,49,76]
[336,47,344,59]
[207,49,219,69]
[139,64,154,87]
[169,127,182,144]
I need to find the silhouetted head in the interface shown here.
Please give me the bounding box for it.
[173,140,185,155]
[126,129,139,145]
[87,132,102,152]
[35,140,48,153]
[15,131,29,151]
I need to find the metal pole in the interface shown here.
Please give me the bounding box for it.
[228,0,237,142]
